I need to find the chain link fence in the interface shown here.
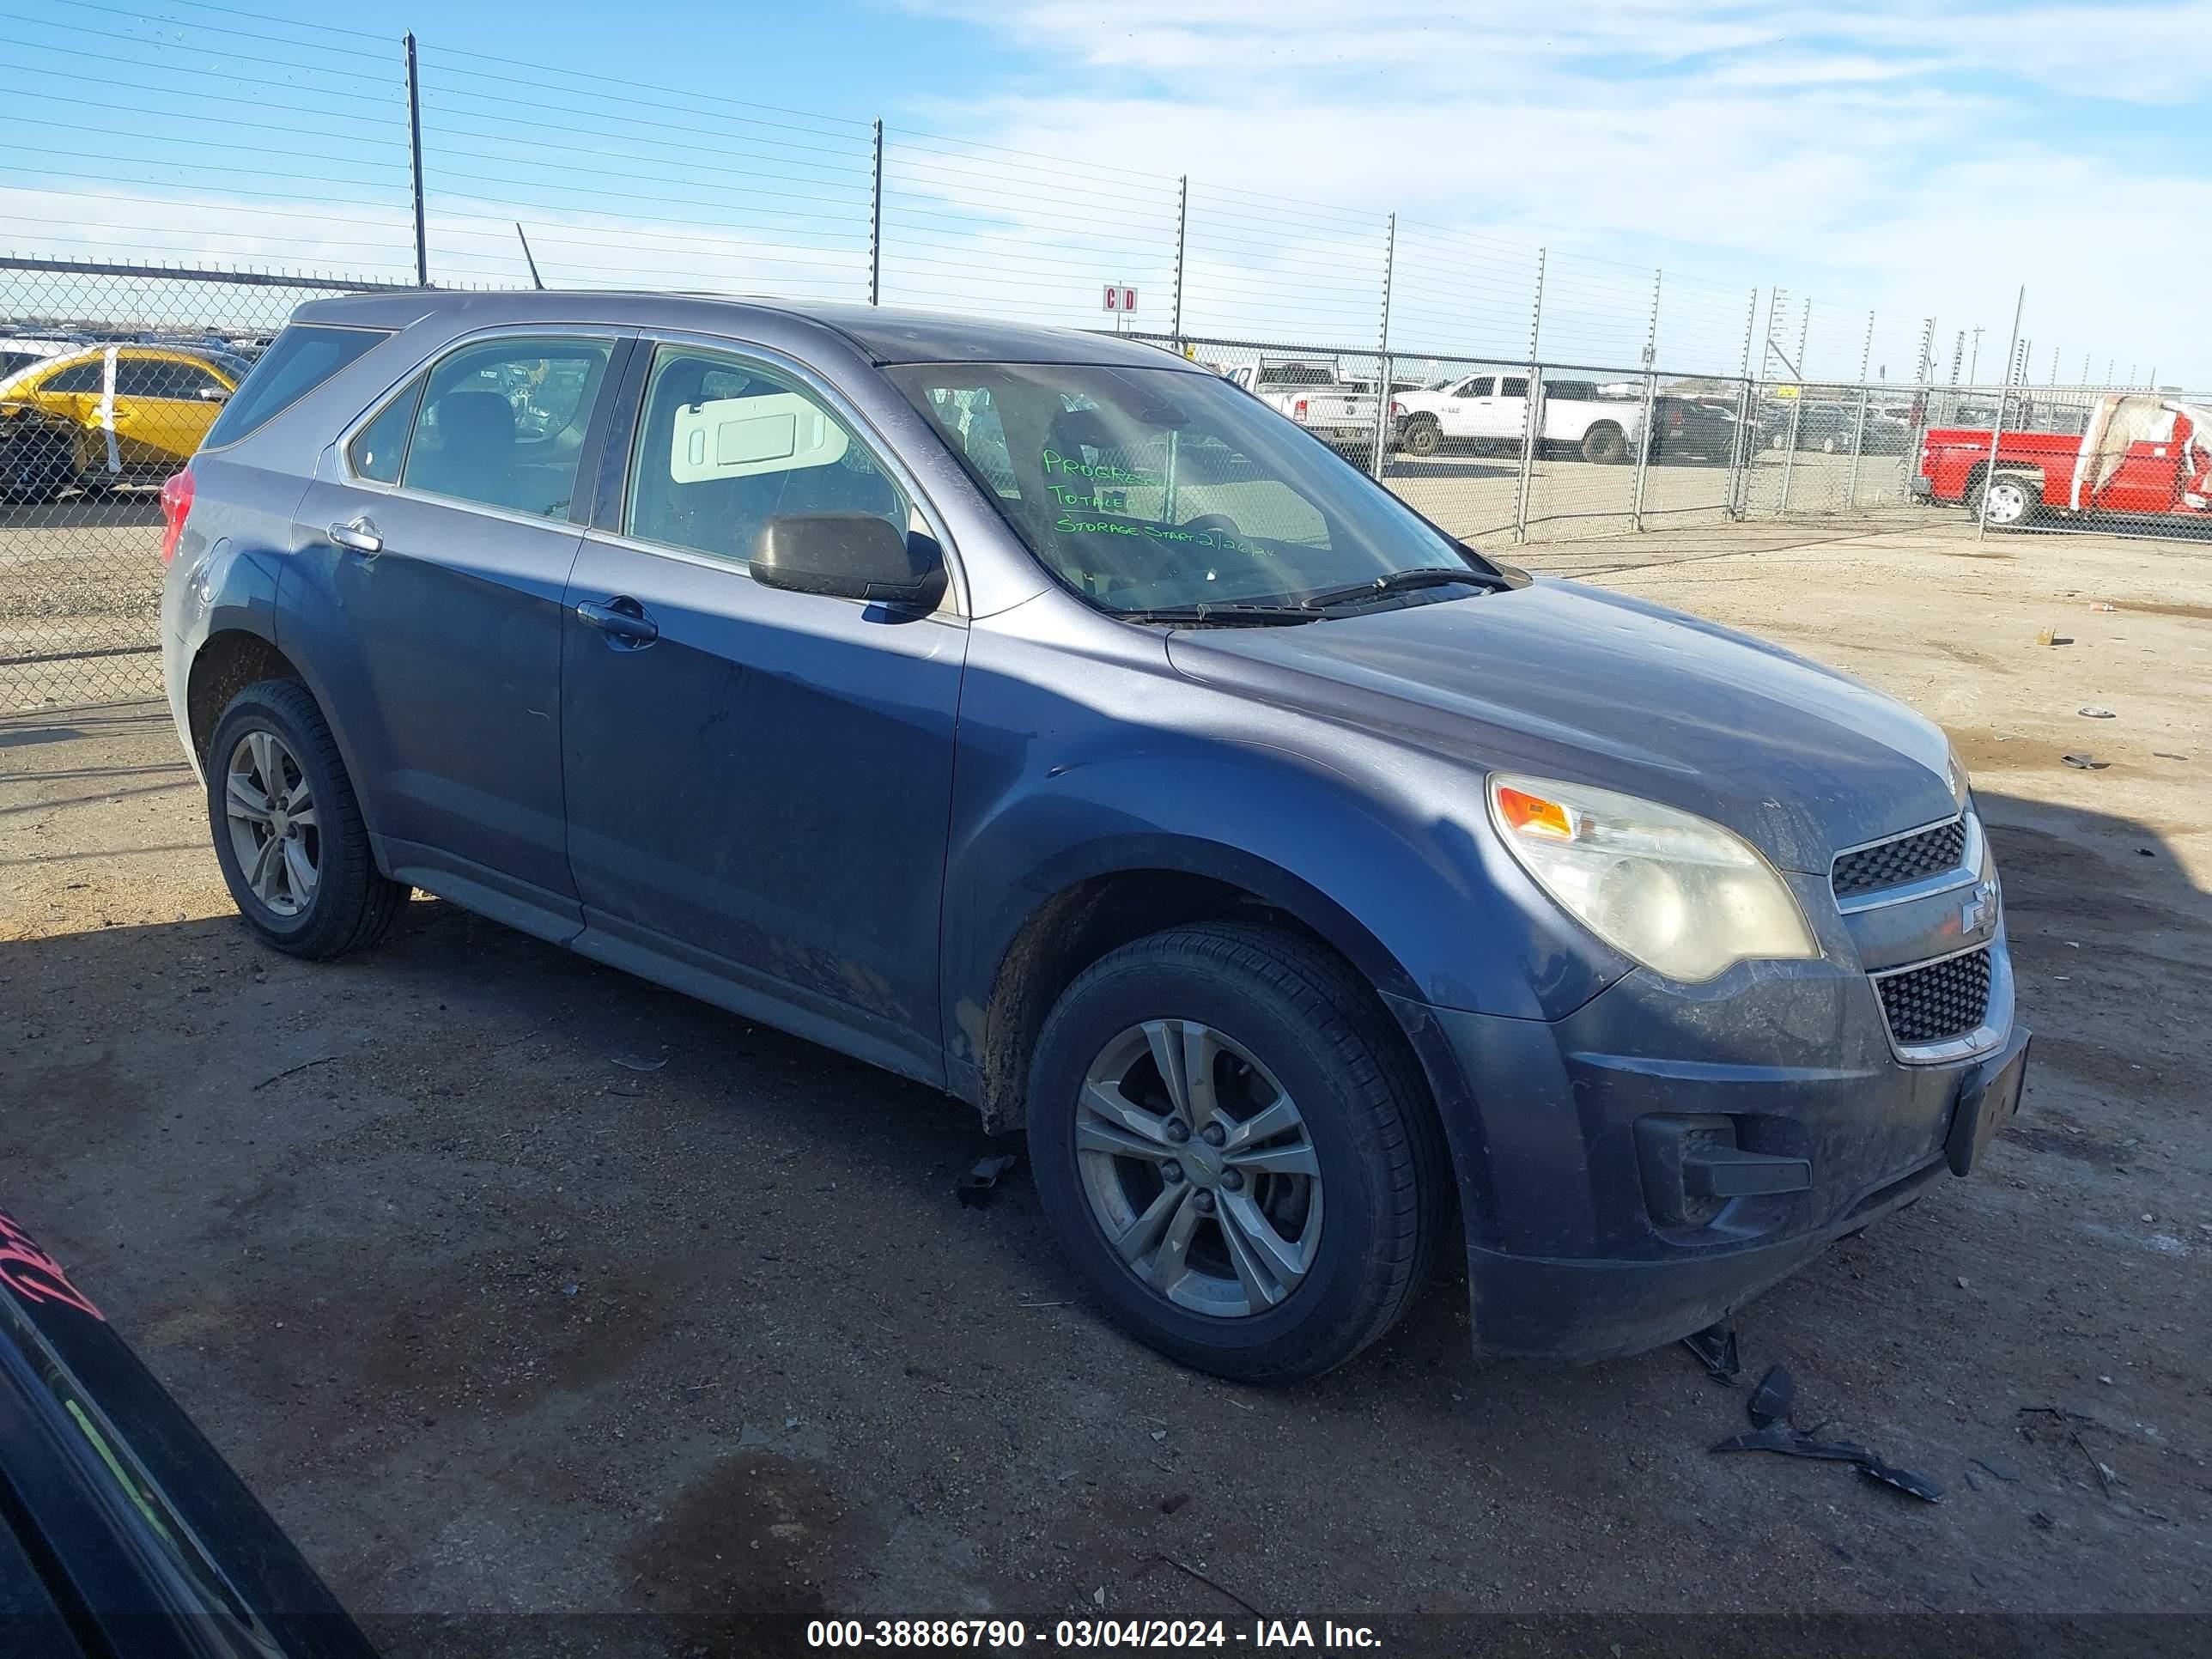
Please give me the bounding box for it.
[0,261,422,709]
[7,255,2204,710]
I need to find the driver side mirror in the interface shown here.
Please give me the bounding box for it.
[750,513,945,609]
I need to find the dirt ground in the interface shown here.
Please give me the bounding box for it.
[3,514,2208,1654]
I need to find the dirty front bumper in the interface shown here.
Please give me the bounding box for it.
[1390,927,2027,1363]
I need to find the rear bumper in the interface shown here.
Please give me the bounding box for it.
[1390,935,2026,1363]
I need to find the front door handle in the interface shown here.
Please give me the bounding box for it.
[575,596,659,646]
[327,518,382,556]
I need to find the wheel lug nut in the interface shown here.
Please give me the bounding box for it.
[1164,1120,1189,1143]
[1220,1169,1243,1191]
[1162,1162,1183,1184]
[1200,1122,1225,1148]
[1193,1190,1216,1214]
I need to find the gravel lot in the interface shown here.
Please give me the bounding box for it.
[3,515,2208,1654]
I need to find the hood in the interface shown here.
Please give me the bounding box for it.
[1165,578,1956,873]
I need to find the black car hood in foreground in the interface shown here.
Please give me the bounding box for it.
[1167,576,1956,873]
[0,1203,379,1658]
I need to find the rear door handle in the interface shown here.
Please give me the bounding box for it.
[575,596,659,646]
[327,518,382,556]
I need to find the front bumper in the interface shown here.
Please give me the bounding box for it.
[1392,920,2025,1363]
[1910,472,1935,500]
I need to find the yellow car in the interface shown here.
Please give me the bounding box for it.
[0,345,240,496]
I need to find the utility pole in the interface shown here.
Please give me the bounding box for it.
[404,32,428,287]
[1966,325,1984,385]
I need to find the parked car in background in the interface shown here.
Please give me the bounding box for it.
[0,344,238,496]
[0,1199,380,1656]
[1395,372,1647,463]
[1645,395,1743,464]
[1915,392,2212,530]
[161,293,2027,1384]
[0,334,80,379]
[0,399,79,502]
[1759,400,1911,456]
[1224,356,1388,462]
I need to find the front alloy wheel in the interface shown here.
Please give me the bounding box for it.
[1076,1019,1322,1317]
[1026,922,1449,1383]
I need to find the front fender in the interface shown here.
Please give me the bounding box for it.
[942,738,1626,1045]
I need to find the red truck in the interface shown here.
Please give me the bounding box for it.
[1913,392,2212,530]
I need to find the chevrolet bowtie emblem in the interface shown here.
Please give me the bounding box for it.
[1960,880,1996,934]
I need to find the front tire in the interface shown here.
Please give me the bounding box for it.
[1026,923,1448,1384]
[206,679,406,958]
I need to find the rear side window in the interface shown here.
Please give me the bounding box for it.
[347,374,424,484]
[203,325,389,449]
[46,359,105,393]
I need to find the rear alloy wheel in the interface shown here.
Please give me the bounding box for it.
[206,679,406,958]
[1972,473,2037,529]
[1027,923,1448,1383]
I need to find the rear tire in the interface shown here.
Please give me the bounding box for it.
[1401,418,1441,458]
[1026,922,1449,1384]
[206,679,406,959]
[1969,471,2039,530]
[1581,423,1627,465]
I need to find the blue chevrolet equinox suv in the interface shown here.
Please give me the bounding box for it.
[160,292,2028,1382]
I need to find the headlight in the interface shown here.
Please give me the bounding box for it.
[1487,774,1819,983]
[1946,746,1972,805]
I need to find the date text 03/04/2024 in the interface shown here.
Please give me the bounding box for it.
[805,1619,1383,1650]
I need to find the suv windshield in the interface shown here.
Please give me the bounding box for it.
[886,362,1493,614]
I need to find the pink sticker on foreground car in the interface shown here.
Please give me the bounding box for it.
[0,1206,105,1321]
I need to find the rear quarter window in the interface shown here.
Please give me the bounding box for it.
[202,324,391,449]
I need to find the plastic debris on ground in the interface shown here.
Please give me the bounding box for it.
[2078,706,2115,719]
[957,1152,1020,1208]
[608,1052,667,1072]
[2062,753,2110,769]
[1680,1321,1741,1382]
[1709,1364,1943,1503]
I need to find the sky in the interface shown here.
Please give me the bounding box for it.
[2,0,2204,386]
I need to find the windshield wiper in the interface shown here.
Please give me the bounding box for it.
[1114,602,1323,627]
[1297,566,1496,611]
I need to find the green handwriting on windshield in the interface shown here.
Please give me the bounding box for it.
[1052,514,1258,558]
[1041,447,1158,486]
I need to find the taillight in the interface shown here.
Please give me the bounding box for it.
[1670,406,1685,428]
[158,467,194,565]
[1292,398,1309,420]
[1390,399,1405,418]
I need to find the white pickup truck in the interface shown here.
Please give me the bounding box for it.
[1225,358,1386,461]
[1395,372,1646,464]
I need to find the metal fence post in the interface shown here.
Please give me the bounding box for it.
[1512,249,1544,544]
[1844,309,1873,509]
[1975,285,2026,543]
[404,33,428,286]
[1725,378,1742,520]
[1628,268,1660,532]
[1777,299,1810,514]
[1723,288,1757,519]
[868,118,884,305]
[1370,212,1395,482]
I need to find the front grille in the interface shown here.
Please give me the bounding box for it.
[1833,817,1969,900]
[1877,947,1992,1047]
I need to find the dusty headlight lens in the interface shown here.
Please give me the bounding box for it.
[1488,773,1820,982]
